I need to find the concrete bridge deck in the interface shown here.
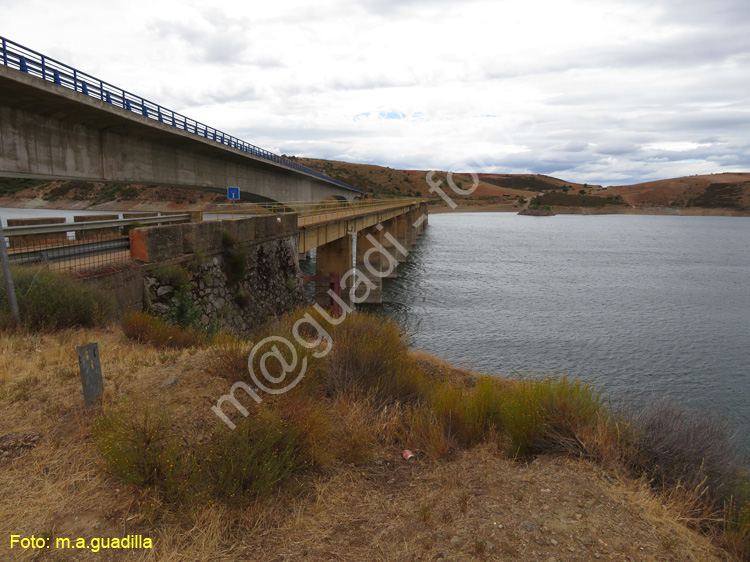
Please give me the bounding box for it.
[201,198,429,303]
[0,37,363,202]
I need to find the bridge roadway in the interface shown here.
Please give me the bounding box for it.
[202,198,429,304]
[0,37,363,202]
[3,198,429,303]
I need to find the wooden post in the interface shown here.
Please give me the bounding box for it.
[77,343,104,408]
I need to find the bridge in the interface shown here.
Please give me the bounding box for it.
[0,37,429,316]
[3,198,428,307]
[0,37,363,202]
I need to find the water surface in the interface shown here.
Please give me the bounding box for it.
[372,213,750,446]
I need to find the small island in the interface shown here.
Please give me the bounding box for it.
[519,199,556,216]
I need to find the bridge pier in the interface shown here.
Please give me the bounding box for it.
[416,204,428,233]
[354,225,383,304]
[379,218,404,278]
[315,234,352,307]
[396,211,417,262]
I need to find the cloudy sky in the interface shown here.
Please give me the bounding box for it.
[2,0,749,185]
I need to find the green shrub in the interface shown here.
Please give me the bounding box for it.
[234,288,251,308]
[0,177,41,196]
[153,265,190,288]
[91,401,195,502]
[204,406,308,502]
[164,285,202,329]
[501,375,612,458]
[121,311,206,349]
[0,266,112,331]
[221,229,238,247]
[326,312,427,404]
[429,376,505,448]
[225,243,248,285]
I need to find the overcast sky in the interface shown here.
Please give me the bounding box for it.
[3,0,749,185]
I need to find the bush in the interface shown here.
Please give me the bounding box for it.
[501,375,615,458]
[406,404,453,459]
[225,243,248,285]
[153,265,191,287]
[207,332,251,379]
[91,401,195,502]
[204,406,309,503]
[121,311,206,349]
[234,288,251,308]
[629,401,744,507]
[242,307,328,395]
[221,229,248,285]
[0,266,111,331]
[164,285,202,329]
[723,481,750,561]
[326,313,426,403]
[429,376,505,448]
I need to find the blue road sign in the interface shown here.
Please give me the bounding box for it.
[227,187,240,200]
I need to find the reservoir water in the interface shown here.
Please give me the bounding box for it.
[370,213,750,448]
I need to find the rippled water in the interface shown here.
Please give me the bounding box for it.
[368,213,750,447]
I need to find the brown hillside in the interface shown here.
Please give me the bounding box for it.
[295,158,576,200]
[595,173,750,210]
[478,173,589,192]
[0,179,227,205]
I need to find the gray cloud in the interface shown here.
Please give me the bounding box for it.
[151,12,283,67]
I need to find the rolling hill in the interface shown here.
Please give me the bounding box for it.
[594,173,750,211]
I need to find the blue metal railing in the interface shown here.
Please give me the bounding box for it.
[0,36,362,194]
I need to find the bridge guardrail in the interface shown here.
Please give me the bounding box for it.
[201,198,426,220]
[2,213,190,275]
[0,36,362,194]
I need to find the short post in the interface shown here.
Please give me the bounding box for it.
[77,343,104,408]
[0,222,20,326]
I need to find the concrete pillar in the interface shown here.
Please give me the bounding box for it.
[414,203,428,234]
[403,209,416,251]
[379,218,404,278]
[315,234,352,306]
[354,225,383,304]
[394,213,410,262]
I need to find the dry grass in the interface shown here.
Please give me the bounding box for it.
[0,317,747,561]
[121,310,207,349]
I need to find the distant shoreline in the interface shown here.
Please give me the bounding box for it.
[429,203,750,217]
[0,197,747,218]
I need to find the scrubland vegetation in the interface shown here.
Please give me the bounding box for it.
[0,271,748,560]
[0,266,112,331]
[108,305,750,560]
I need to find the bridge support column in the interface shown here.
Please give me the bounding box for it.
[395,213,411,262]
[414,204,428,234]
[380,218,405,278]
[353,225,383,304]
[404,210,417,251]
[315,234,352,307]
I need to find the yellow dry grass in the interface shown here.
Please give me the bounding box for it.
[0,329,734,561]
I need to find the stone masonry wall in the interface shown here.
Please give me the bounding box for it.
[81,214,306,334]
[143,235,305,333]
